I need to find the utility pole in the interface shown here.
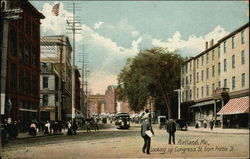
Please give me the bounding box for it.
[66,2,81,121]
[57,38,67,121]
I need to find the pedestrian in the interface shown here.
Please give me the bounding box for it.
[210,120,214,130]
[44,121,50,135]
[29,122,37,136]
[94,117,99,131]
[141,113,154,154]
[86,119,91,133]
[72,120,78,135]
[166,119,176,144]
[67,120,72,135]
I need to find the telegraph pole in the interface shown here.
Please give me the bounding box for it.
[66,2,81,121]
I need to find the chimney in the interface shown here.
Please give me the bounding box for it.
[205,41,208,50]
[210,39,214,47]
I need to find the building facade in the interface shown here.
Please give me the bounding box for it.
[181,23,249,128]
[1,1,44,131]
[40,35,72,121]
[40,62,59,122]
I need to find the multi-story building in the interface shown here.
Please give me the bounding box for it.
[40,35,72,121]
[0,0,44,131]
[104,85,118,114]
[181,23,249,128]
[40,62,60,121]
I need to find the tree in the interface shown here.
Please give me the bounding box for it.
[117,47,184,119]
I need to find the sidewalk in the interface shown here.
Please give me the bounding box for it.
[187,126,249,134]
[15,123,115,139]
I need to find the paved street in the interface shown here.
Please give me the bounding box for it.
[2,124,249,159]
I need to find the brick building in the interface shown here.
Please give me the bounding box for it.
[0,0,44,131]
[88,94,105,116]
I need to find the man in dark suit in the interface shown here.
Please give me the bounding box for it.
[166,119,176,144]
[141,113,154,154]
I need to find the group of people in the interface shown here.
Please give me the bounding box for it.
[140,109,177,155]
[85,117,99,133]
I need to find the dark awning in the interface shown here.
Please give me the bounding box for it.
[217,96,249,115]
[190,100,215,108]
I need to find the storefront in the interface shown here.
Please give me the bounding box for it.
[217,96,249,128]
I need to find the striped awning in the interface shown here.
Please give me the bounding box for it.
[217,96,249,115]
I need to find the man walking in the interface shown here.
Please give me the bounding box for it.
[166,119,176,144]
[141,112,154,154]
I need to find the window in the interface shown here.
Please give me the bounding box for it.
[186,64,188,73]
[10,29,17,56]
[197,72,199,83]
[201,70,204,81]
[189,90,192,99]
[206,52,209,63]
[212,50,214,60]
[182,66,184,74]
[201,87,204,98]
[218,62,221,74]
[32,46,37,65]
[186,90,188,101]
[241,31,245,44]
[218,81,221,88]
[202,56,204,66]
[190,62,192,71]
[232,76,235,90]
[26,71,31,94]
[10,64,17,90]
[241,50,245,65]
[242,73,245,88]
[42,95,49,106]
[19,69,23,91]
[206,68,209,79]
[206,85,209,96]
[232,55,235,68]
[223,41,226,53]
[224,59,227,72]
[212,83,215,94]
[182,77,184,86]
[197,88,199,99]
[43,76,48,88]
[190,74,192,84]
[224,79,227,88]
[232,36,235,49]
[19,39,24,60]
[212,65,215,77]
[218,45,220,57]
[197,59,199,69]
[25,43,30,63]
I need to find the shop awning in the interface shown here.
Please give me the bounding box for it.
[217,96,249,115]
[190,100,215,108]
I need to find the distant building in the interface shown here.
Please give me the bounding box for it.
[181,23,249,128]
[88,94,105,116]
[0,0,44,131]
[74,66,82,118]
[104,85,118,114]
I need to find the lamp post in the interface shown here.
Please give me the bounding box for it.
[174,89,181,119]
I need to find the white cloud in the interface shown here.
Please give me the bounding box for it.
[132,31,140,38]
[152,25,229,56]
[94,22,104,29]
[40,2,73,35]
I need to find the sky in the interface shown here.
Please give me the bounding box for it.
[31,0,249,95]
